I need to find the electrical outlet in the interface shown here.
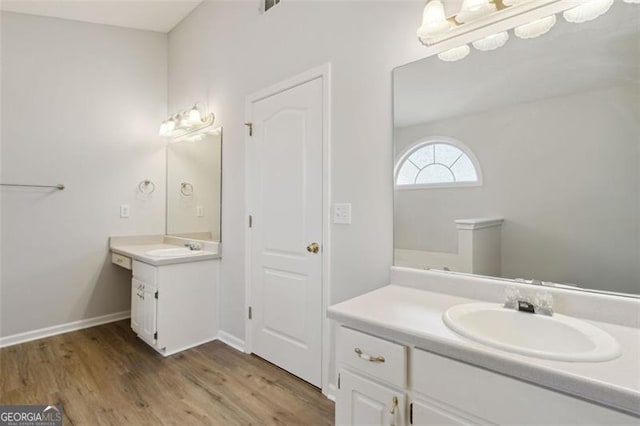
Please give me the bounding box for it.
[120,204,130,218]
[333,203,351,225]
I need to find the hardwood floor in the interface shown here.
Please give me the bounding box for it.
[0,320,334,425]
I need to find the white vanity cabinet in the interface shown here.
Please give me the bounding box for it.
[130,277,157,345]
[336,327,407,426]
[130,259,219,356]
[335,326,639,426]
[337,369,406,426]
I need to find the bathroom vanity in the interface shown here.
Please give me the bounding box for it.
[110,235,220,356]
[377,4,640,423]
[328,267,640,425]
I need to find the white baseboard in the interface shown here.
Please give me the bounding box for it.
[324,383,337,401]
[217,330,245,352]
[0,310,131,349]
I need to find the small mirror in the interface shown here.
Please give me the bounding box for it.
[393,3,639,296]
[166,129,222,241]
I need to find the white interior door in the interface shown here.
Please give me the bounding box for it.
[248,76,323,387]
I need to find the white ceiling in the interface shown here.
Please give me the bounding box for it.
[0,0,203,33]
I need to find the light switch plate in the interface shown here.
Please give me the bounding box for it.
[120,204,130,218]
[333,203,351,225]
[197,206,204,217]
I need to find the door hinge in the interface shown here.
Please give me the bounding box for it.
[244,122,253,136]
[153,331,158,340]
[154,291,158,299]
[248,306,252,320]
[409,402,413,424]
[249,215,253,228]
[337,373,340,390]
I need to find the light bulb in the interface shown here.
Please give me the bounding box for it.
[159,121,167,136]
[465,0,488,11]
[563,0,613,23]
[417,0,453,41]
[175,113,189,129]
[472,31,509,51]
[188,104,202,124]
[456,0,496,23]
[165,118,176,133]
[514,15,556,39]
[437,44,470,62]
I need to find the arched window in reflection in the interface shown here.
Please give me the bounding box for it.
[395,138,482,188]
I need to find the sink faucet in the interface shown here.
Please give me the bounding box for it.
[504,287,554,316]
[184,241,202,251]
[534,292,554,316]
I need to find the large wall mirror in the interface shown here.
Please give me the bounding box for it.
[166,129,222,241]
[393,3,639,296]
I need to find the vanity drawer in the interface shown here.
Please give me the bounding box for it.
[410,348,638,425]
[132,260,157,284]
[337,326,406,388]
[112,253,132,270]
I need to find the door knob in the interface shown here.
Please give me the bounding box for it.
[306,242,320,253]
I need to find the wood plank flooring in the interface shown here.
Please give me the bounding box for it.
[0,320,334,425]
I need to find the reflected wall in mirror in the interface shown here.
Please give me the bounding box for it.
[166,128,222,241]
[393,3,639,295]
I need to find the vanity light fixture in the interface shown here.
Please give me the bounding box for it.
[563,0,614,23]
[160,117,176,135]
[159,103,215,140]
[418,0,638,63]
[514,15,556,39]
[188,104,202,124]
[472,31,509,51]
[417,0,453,42]
[455,0,496,24]
[437,44,471,62]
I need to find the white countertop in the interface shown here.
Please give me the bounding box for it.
[328,284,640,416]
[111,241,220,266]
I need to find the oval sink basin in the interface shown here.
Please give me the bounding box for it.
[443,303,621,362]
[145,247,200,257]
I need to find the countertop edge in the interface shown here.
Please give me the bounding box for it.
[327,307,640,417]
[111,247,221,266]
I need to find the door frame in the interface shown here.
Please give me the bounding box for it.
[244,63,332,395]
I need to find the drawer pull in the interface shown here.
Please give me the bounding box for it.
[389,396,398,415]
[354,347,385,363]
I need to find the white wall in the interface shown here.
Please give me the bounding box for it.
[394,85,640,294]
[0,12,168,337]
[167,0,426,382]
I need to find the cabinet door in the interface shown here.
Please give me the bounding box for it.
[139,283,157,345]
[131,278,143,335]
[337,369,405,426]
[411,399,478,426]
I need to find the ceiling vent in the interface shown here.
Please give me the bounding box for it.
[263,0,281,13]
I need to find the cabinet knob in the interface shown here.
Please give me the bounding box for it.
[306,242,320,253]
